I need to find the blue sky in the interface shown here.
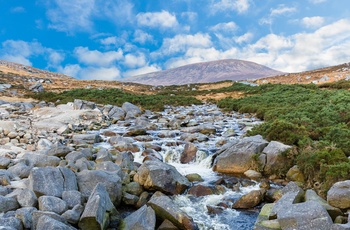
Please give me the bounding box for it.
[0,0,349,80]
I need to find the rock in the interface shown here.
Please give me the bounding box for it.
[79,183,118,230]
[124,182,143,196]
[327,180,350,209]
[125,125,147,136]
[62,190,83,209]
[185,173,204,182]
[122,192,139,205]
[213,135,269,174]
[188,185,218,197]
[72,133,101,145]
[94,161,123,177]
[120,205,156,230]
[76,170,122,204]
[148,191,197,230]
[22,153,60,167]
[134,160,190,195]
[263,141,292,176]
[106,105,125,121]
[47,142,72,157]
[182,124,216,135]
[0,196,19,212]
[270,189,304,219]
[180,133,209,142]
[122,102,142,119]
[0,156,11,169]
[95,148,113,163]
[304,189,342,221]
[254,203,281,230]
[62,204,84,225]
[15,207,37,229]
[29,82,44,93]
[28,167,64,197]
[0,217,23,230]
[32,211,69,230]
[158,219,179,230]
[232,189,265,209]
[286,165,305,183]
[277,201,333,230]
[73,99,96,110]
[17,188,38,207]
[180,142,197,164]
[36,215,76,230]
[136,191,150,209]
[65,149,92,163]
[38,196,68,214]
[244,170,262,180]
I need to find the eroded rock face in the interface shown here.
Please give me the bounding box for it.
[134,160,190,195]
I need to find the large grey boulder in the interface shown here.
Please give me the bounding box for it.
[103,105,125,121]
[17,188,38,207]
[262,141,292,176]
[79,183,118,230]
[120,205,156,230]
[38,196,68,214]
[0,217,23,230]
[213,135,269,174]
[327,180,350,209]
[22,153,60,167]
[36,215,76,230]
[134,160,190,195]
[148,191,197,230]
[47,142,72,157]
[122,102,142,119]
[7,160,33,179]
[76,170,122,204]
[72,133,101,145]
[32,211,70,229]
[0,196,19,212]
[277,201,333,230]
[62,190,83,209]
[73,99,96,110]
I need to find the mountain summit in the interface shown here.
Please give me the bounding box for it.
[125,59,283,86]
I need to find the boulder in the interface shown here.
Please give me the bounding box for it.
[62,204,84,225]
[15,207,37,229]
[38,196,68,215]
[28,167,64,197]
[47,142,72,157]
[76,170,122,204]
[120,205,156,230]
[32,211,70,230]
[277,201,333,230]
[0,217,23,230]
[327,180,350,209]
[263,141,292,176]
[36,215,76,230]
[17,188,38,207]
[213,135,269,174]
[148,191,197,230]
[79,183,118,230]
[134,160,190,195]
[62,190,83,209]
[188,184,218,197]
[106,105,125,121]
[0,156,11,169]
[244,170,262,180]
[73,99,96,110]
[180,142,197,164]
[29,82,44,93]
[122,102,141,119]
[124,182,143,196]
[125,125,147,136]
[22,153,60,167]
[0,196,19,212]
[72,133,101,145]
[232,189,265,209]
[286,165,305,183]
[185,173,204,182]
[254,203,281,230]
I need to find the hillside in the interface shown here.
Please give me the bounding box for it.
[125,59,283,86]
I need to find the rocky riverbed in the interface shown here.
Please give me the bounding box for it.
[1,99,350,230]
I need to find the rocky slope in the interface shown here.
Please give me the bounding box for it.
[125,59,284,86]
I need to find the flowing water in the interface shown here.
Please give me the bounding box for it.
[95,104,263,229]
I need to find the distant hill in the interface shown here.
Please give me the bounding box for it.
[125,59,284,86]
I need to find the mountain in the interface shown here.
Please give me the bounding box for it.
[125,59,284,86]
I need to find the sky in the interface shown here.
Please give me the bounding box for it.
[0,0,349,81]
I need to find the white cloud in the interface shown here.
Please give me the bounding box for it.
[211,0,250,14]
[123,64,161,78]
[308,0,327,4]
[74,47,123,67]
[210,22,238,34]
[11,6,25,13]
[79,66,121,80]
[158,33,212,56]
[301,16,325,29]
[260,4,297,26]
[133,30,154,44]
[100,36,118,46]
[124,53,146,68]
[234,32,254,44]
[136,10,178,29]
[47,50,65,68]
[181,12,197,22]
[58,64,81,78]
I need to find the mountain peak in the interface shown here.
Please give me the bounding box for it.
[125,59,283,86]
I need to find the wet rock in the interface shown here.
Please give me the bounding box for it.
[185,173,204,182]
[134,160,190,195]
[79,183,118,230]
[232,189,265,209]
[277,201,333,230]
[213,135,269,174]
[207,205,224,215]
[188,184,218,197]
[38,196,68,214]
[76,169,122,204]
[148,191,197,230]
[327,180,350,209]
[180,142,197,164]
[120,205,156,230]
[125,125,147,136]
[142,148,163,161]
[180,133,209,142]
[263,141,292,176]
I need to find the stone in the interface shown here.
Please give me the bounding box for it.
[95,161,123,177]
[7,160,33,179]
[244,170,262,180]
[28,167,64,197]
[59,167,78,191]
[36,215,76,230]
[73,99,96,110]
[122,102,142,119]
[62,190,83,209]
[263,141,292,176]
[120,205,156,230]
[76,170,122,204]
[29,82,44,93]
[213,135,269,174]
[17,188,38,207]
[62,204,84,225]
[185,173,204,182]
[286,165,305,183]
[158,219,179,230]
[180,142,197,164]
[277,201,333,230]
[232,189,265,209]
[106,105,125,121]
[0,196,19,212]
[124,182,143,196]
[136,191,150,209]
[0,156,11,169]
[125,125,147,136]
[122,192,139,206]
[79,183,118,230]
[15,207,37,229]
[270,187,304,219]
[188,184,218,197]
[327,180,350,209]
[32,211,69,230]
[148,191,197,230]
[72,133,101,145]
[38,196,68,214]
[47,142,72,157]
[22,153,60,167]
[134,160,190,195]
[95,148,113,163]
[0,217,23,230]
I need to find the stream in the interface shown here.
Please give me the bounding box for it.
[95,104,263,229]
